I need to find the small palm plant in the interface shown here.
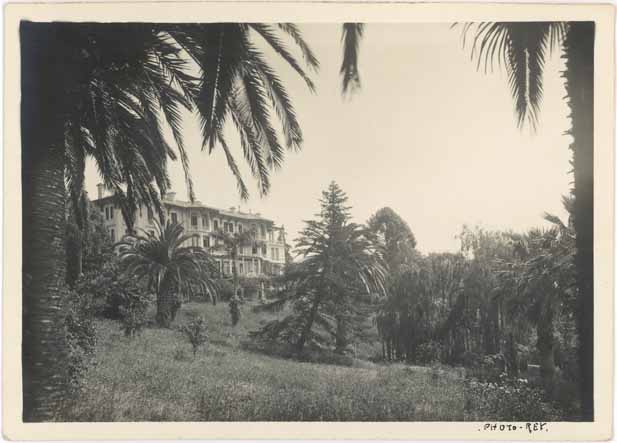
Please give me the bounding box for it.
[181,316,209,359]
[118,221,218,328]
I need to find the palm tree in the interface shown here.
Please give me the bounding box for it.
[21,22,316,420]
[118,221,218,328]
[211,228,262,301]
[459,21,594,419]
[498,210,576,396]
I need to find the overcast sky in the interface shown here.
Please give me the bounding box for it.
[85,23,572,253]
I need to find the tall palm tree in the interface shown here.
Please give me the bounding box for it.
[118,221,218,328]
[460,21,594,420]
[211,228,261,300]
[21,22,316,420]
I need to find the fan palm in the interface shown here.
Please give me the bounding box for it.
[497,212,575,395]
[459,21,594,419]
[118,221,218,328]
[21,22,316,420]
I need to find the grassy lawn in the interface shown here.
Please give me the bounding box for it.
[66,301,466,421]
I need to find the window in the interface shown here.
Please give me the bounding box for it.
[262,245,267,256]
[213,220,219,231]
[224,222,229,233]
[260,225,266,238]
[202,216,209,230]
[149,230,155,237]
[191,215,198,227]
[203,236,210,248]
[109,206,114,220]
[238,224,243,233]
[171,212,178,224]
[252,246,258,255]
[110,228,115,242]
[271,248,275,259]
[239,262,244,275]
[139,205,143,218]
[229,223,234,233]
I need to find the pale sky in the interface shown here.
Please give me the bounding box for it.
[85,23,572,253]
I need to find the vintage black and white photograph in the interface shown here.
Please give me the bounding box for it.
[5,2,615,438]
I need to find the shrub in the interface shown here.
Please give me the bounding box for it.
[416,340,443,364]
[64,286,97,389]
[75,257,145,319]
[172,346,190,362]
[238,277,265,300]
[118,290,151,338]
[229,297,241,327]
[464,373,563,421]
[216,279,235,302]
[180,317,209,358]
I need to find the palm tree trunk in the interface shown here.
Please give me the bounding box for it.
[21,22,71,421]
[231,249,239,298]
[22,141,69,421]
[563,21,594,420]
[537,304,556,398]
[156,278,177,328]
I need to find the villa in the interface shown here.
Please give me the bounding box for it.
[92,184,287,278]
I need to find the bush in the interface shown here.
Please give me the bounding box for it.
[464,373,563,421]
[65,286,97,389]
[229,297,241,327]
[416,340,443,364]
[180,317,209,358]
[75,257,144,319]
[119,290,151,338]
[238,277,266,300]
[215,279,235,302]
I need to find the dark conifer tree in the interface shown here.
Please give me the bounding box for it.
[255,181,386,353]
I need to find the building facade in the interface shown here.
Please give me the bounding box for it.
[92,185,287,278]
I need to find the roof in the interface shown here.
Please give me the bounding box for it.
[91,194,275,224]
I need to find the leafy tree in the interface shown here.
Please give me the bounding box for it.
[118,221,218,328]
[21,22,316,419]
[460,21,594,418]
[368,207,417,271]
[65,197,112,286]
[376,252,467,363]
[256,182,387,353]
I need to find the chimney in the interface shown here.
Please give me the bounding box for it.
[229,206,236,212]
[166,191,176,201]
[97,183,105,199]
